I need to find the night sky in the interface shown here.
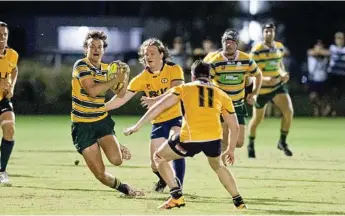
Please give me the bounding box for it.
[1,1,345,62]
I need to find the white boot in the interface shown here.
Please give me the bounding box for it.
[0,172,12,187]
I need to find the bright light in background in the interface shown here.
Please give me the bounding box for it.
[78,26,89,35]
[239,0,268,15]
[58,26,143,52]
[249,20,262,41]
[129,28,143,50]
[249,0,258,15]
[239,21,250,44]
[239,20,262,44]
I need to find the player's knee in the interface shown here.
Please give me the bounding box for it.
[236,139,244,148]
[153,151,166,166]
[2,123,15,140]
[109,156,123,166]
[209,160,222,173]
[94,170,107,181]
[150,161,158,171]
[283,107,294,118]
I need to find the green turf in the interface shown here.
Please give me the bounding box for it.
[1,116,344,214]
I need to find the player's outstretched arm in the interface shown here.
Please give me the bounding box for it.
[124,92,179,136]
[105,90,136,111]
[140,78,184,109]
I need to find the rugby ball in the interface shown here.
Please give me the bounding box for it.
[108,61,124,91]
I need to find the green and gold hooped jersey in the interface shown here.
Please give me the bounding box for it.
[204,50,259,107]
[250,41,285,95]
[71,58,109,123]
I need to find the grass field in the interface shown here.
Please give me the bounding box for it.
[1,116,345,215]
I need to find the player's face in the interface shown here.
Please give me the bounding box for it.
[335,33,344,47]
[144,45,163,70]
[84,38,105,63]
[222,39,237,56]
[263,28,275,43]
[0,27,8,50]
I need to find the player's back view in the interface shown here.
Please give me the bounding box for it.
[124,60,247,210]
[175,79,234,143]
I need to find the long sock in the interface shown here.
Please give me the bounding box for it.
[280,130,288,143]
[112,177,129,194]
[0,138,14,172]
[232,194,245,207]
[248,136,255,147]
[153,171,165,183]
[173,158,185,185]
[170,187,183,199]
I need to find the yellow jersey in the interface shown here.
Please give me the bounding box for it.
[171,79,235,142]
[71,58,109,123]
[0,48,18,101]
[203,49,221,63]
[204,50,259,107]
[250,41,285,94]
[128,61,184,124]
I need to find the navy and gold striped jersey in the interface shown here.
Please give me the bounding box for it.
[71,58,109,123]
[171,79,235,142]
[250,41,285,95]
[204,50,259,107]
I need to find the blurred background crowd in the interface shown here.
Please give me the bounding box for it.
[1,1,345,116]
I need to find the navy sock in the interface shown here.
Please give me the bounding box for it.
[112,178,129,194]
[248,136,255,147]
[173,158,185,185]
[153,171,165,183]
[280,130,288,143]
[0,138,14,172]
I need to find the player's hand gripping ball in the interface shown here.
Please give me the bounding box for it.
[107,61,130,91]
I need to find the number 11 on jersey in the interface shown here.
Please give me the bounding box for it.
[197,86,214,108]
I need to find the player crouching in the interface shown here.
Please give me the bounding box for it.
[124,60,247,210]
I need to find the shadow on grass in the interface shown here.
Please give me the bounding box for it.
[246,197,342,205]
[12,185,115,193]
[17,149,74,153]
[250,208,345,215]
[234,165,345,172]
[238,176,345,184]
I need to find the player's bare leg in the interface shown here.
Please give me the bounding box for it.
[153,140,185,209]
[82,143,143,196]
[272,93,294,156]
[170,126,185,186]
[0,111,15,186]
[207,156,247,209]
[236,125,245,148]
[150,137,168,192]
[247,106,267,158]
[98,135,123,166]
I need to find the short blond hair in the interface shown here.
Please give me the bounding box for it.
[138,38,170,66]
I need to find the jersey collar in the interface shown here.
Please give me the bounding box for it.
[220,50,239,61]
[146,61,166,74]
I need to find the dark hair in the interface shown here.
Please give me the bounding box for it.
[83,31,108,49]
[263,23,276,31]
[221,29,239,44]
[191,60,210,78]
[138,37,170,66]
[0,21,8,31]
